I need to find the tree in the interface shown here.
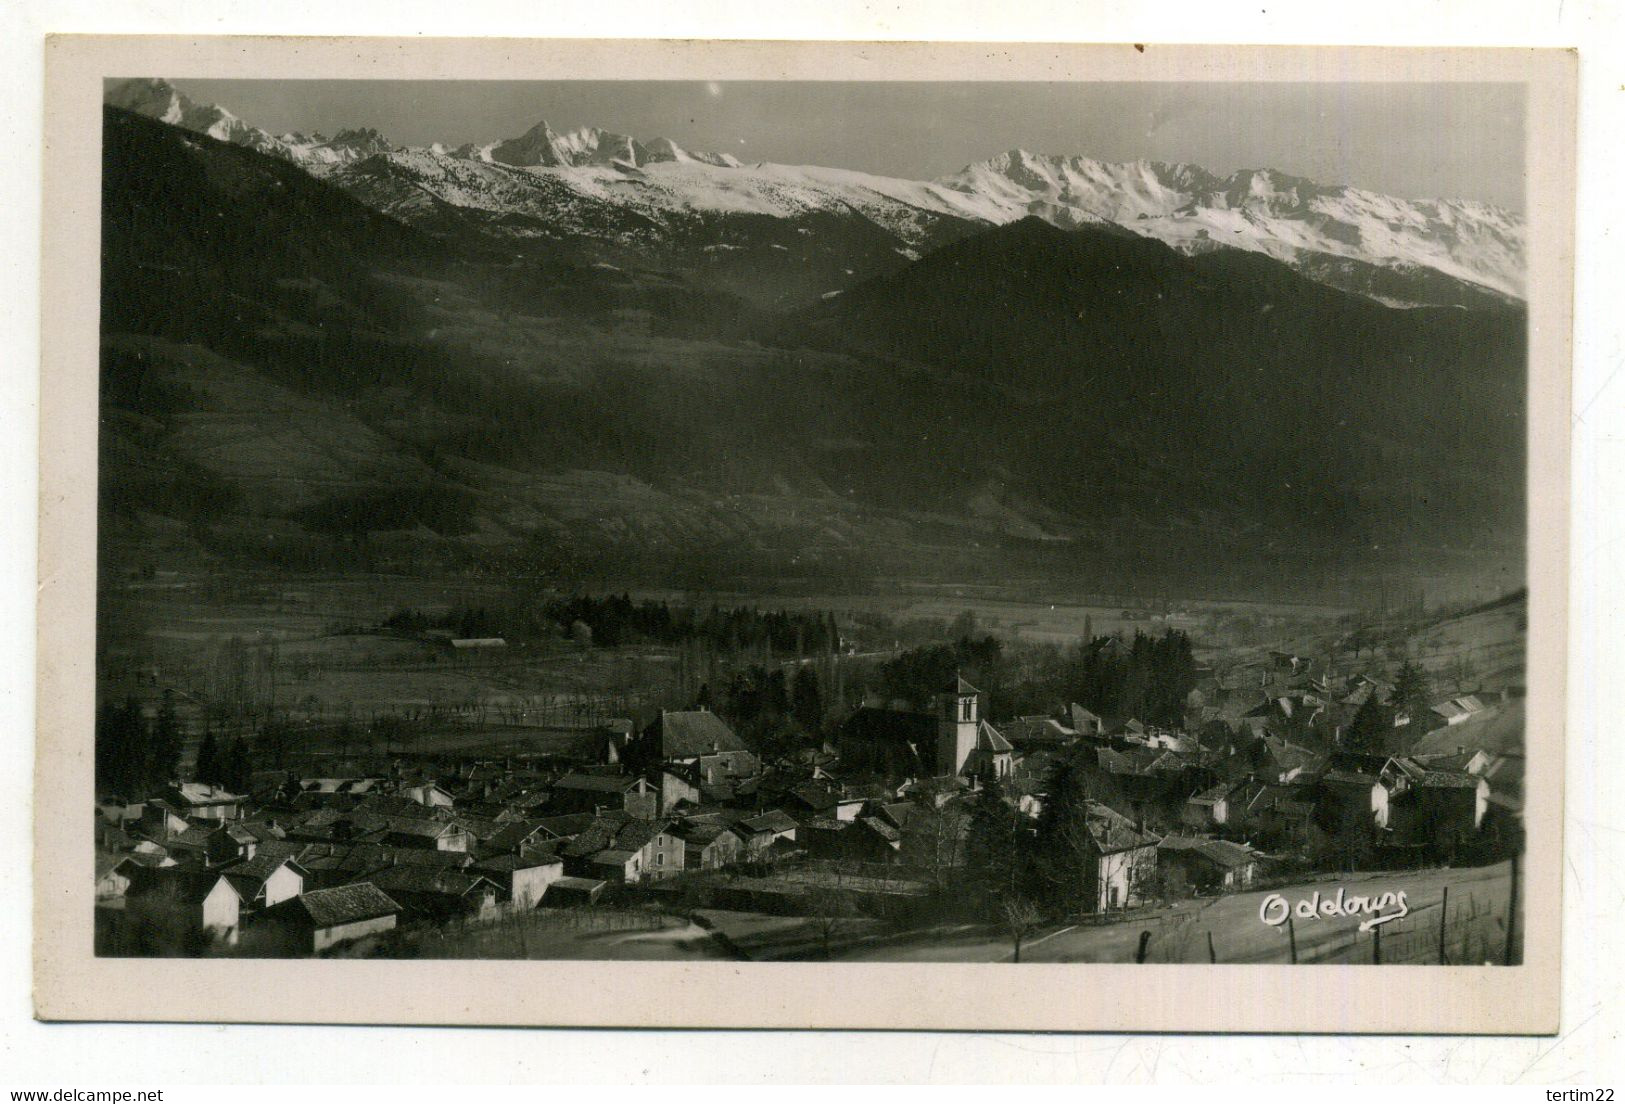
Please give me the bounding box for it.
[223,736,253,794]
[790,665,824,730]
[1032,756,1108,916]
[761,668,790,718]
[194,730,222,786]
[1000,896,1045,963]
[1344,694,1390,754]
[96,698,148,797]
[1391,660,1431,726]
[149,691,183,787]
[1311,800,1378,874]
[965,781,1026,905]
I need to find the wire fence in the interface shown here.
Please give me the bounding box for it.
[1133,863,1520,965]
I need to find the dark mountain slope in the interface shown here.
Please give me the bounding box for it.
[97,110,1523,597]
[784,217,1526,555]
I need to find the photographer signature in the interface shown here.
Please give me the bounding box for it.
[1259,887,1411,932]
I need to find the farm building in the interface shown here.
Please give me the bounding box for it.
[263,882,401,954]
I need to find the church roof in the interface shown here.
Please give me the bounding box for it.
[975,721,1013,752]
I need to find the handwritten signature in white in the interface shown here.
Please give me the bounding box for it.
[1259,887,1410,932]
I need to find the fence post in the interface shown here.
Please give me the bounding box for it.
[1504,851,1519,966]
[1287,916,1298,964]
[1438,886,1449,965]
[1373,921,1382,965]
[1207,931,1217,964]
[1135,930,1152,964]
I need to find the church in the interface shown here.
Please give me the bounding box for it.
[837,675,1014,784]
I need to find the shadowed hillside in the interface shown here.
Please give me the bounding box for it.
[98,108,1524,599]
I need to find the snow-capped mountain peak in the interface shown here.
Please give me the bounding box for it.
[935,150,1525,301]
[103,78,1526,307]
[103,77,398,169]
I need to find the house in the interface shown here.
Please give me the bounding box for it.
[162,782,246,822]
[1428,695,1488,729]
[1180,783,1236,830]
[544,773,658,819]
[95,854,139,903]
[362,866,501,921]
[219,852,308,912]
[1317,753,1394,829]
[125,868,242,946]
[205,822,259,867]
[162,822,220,865]
[532,813,598,841]
[799,817,900,864]
[479,819,554,859]
[723,818,778,858]
[379,817,472,853]
[542,876,608,907]
[1157,836,1263,892]
[673,821,744,870]
[1416,747,1494,777]
[1386,767,1489,844]
[586,849,644,883]
[136,800,190,841]
[1236,781,1318,847]
[401,782,455,809]
[741,809,798,845]
[472,849,564,908]
[262,882,401,954]
[1069,704,1106,738]
[1072,801,1160,912]
[560,814,684,884]
[633,710,758,781]
[653,766,703,815]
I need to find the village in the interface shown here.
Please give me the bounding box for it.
[92,590,1527,962]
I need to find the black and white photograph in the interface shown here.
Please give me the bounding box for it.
[31,36,1576,1033]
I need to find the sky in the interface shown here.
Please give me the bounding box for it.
[166,79,1526,209]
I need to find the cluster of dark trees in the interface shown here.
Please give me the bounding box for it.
[94,693,182,798]
[1070,631,1197,728]
[1344,660,1431,754]
[382,596,841,656]
[193,730,255,794]
[874,635,1008,713]
[868,629,1197,730]
[548,596,841,654]
[698,664,827,762]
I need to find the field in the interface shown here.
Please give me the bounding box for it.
[335,862,1519,964]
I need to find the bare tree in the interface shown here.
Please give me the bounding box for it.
[1000,896,1044,963]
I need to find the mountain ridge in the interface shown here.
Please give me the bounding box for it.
[104,78,1524,310]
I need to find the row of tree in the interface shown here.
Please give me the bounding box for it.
[383,596,842,656]
[193,730,256,794]
[94,693,182,799]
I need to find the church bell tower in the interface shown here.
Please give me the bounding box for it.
[934,675,981,777]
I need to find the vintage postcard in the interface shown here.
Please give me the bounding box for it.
[36,36,1573,1031]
